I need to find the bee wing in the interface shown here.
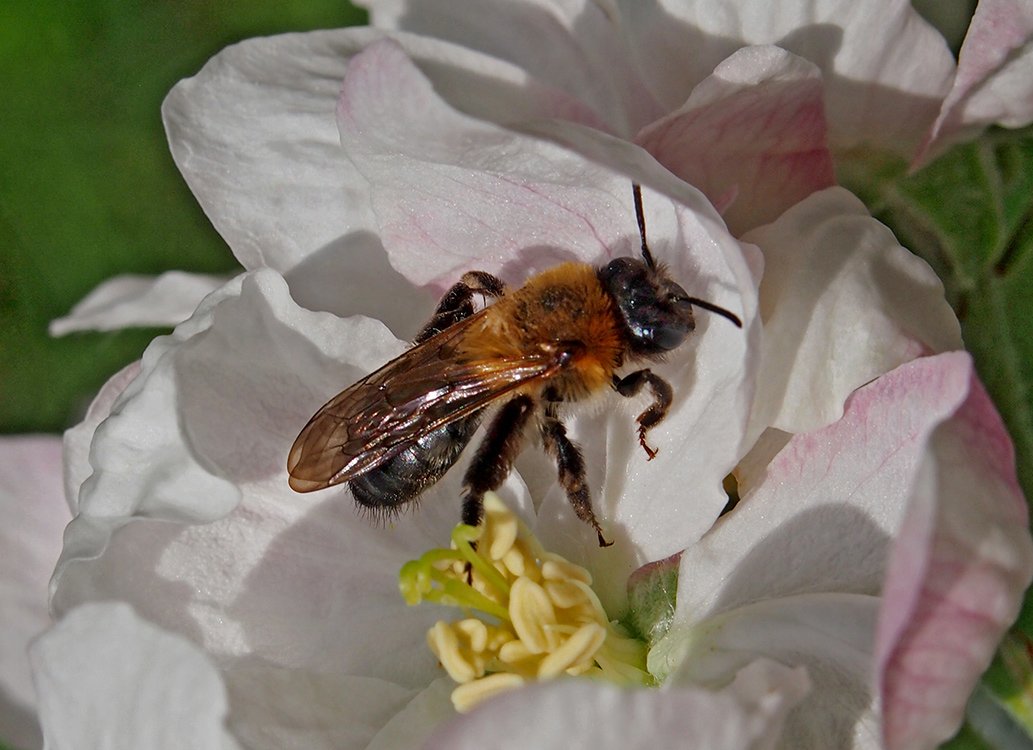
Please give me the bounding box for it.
[287,311,563,492]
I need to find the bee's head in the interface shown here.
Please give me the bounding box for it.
[597,257,698,356]
[606,184,742,357]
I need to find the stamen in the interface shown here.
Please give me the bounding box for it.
[399,493,652,712]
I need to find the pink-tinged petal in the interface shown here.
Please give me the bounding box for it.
[0,436,69,750]
[620,0,955,156]
[425,659,810,750]
[743,188,962,437]
[636,46,835,235]
[656,353,992,746]
[164,28,607,287]
[876,370,1033,750]
[336,40,742,288]
[48,272,226,336]
[362,0,664,134]
[676,353,973,620]
[30,603,239,750]
[61,361,140,514]
[915,0,1033,165]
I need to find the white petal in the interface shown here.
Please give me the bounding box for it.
[876,368,1033,749]
[0,436,69,750]
[362,0,664,134]
[163,30,375,272]
[61,361,141,513]
[366,678,456,750]
[636,46,835,235]
[619,0,956,155]
[661,594,880,749]
[222,664,420,750]
[52,267,533,704]
[743,188,962,436]
[425,659,810,750]
[916,0,1033,164]
[164,27,606,295]
[54,277,253,595]
[30,602,239,750]
[49,272,226,336]
[52,268,520,669]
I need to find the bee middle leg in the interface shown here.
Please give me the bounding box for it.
[415,271,506,343]
[460,394,535,528]
[612,369,673,460]
[540,405,612,547]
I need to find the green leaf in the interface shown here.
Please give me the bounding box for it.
[866,128,1033,508]
[0,1,367,433]
[979,632,1033,735]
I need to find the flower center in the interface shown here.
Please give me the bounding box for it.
[399,494,651,712]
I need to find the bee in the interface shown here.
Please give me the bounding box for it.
[287,184,742,545]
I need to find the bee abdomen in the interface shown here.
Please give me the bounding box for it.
[349,413,483,514]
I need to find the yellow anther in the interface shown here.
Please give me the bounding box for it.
[543,579,590,609]
[537,623,607,678]
[502,545,533,579]
[484,502,519,560]
[541,557,592,584]
[509,578,558,654]
[451,673,526,713]
[400,493,650,713]
[456,618,488,653]
[427,622,479,683]
[497,638,535,665]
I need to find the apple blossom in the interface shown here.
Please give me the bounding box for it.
[0,436,69,750]
[36,52,1025,741]
[28,1,1032,748]
[37,259,1029,747]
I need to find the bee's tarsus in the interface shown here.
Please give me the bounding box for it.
[639,428,659,461]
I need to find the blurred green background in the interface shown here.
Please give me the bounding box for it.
[0,1,366,433]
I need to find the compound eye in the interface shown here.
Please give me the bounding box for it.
[650,321,690,351]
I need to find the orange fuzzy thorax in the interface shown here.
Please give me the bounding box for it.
[460,263,625,401]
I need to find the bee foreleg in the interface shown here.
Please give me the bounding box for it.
[460,394,534,528]
[612,370,673,461]
[415,271,506,343]
[540,414,612,547]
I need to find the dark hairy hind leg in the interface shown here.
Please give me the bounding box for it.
[461,394,535,528]
[415,271,506,343]
[540,405,611,547]
[613,369,673,460]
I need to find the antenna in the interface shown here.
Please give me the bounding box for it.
[684,297,742,328]
[631,182,743,329]
[632,183,657,269]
